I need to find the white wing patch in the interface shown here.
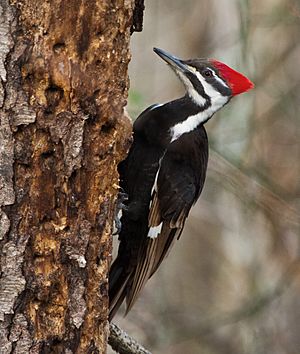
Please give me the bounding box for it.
[149,153,165,208]
[148,223,163,239]
[151,168,159,195]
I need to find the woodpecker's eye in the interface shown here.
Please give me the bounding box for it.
[203,69,213,78]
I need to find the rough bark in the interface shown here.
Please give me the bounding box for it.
[0,0,133,352]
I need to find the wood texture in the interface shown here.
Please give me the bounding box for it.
[0,0,133,352]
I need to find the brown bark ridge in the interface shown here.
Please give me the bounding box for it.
[0,0,133,352]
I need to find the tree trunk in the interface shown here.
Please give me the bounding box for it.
[0,0,133,352]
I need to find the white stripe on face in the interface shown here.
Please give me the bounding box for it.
[169,69,229,142]
[195,71,229,112]
[177,71,206,106]
[194,71,227,102]
[168,65,229,142]
[211,70,230,90]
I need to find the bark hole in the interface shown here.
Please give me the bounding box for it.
[53,42,66,54]
[101,121,115,133]
[45,85,64,112]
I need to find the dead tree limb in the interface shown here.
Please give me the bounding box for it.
[109,323,152,354]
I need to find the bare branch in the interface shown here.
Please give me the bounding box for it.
[109,323,152,354]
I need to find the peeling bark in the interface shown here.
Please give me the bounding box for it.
[0,0,133,352]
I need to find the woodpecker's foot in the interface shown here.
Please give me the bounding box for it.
[113,191,128,235]
[118,191,129,205]
[113,214,122,235]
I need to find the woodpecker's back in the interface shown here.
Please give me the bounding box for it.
[109,48,254,320]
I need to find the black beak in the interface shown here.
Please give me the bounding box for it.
[153,47,189,73]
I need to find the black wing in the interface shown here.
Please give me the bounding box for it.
[109,123,165,319]
[126,126,209,312]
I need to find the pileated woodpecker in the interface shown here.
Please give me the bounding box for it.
[109,48,253,320]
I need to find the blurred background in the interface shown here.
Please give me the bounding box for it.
[111,1,300,353]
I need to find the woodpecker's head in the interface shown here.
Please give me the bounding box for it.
[153,47,254,110]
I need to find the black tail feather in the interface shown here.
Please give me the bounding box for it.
[109,257,131,321]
